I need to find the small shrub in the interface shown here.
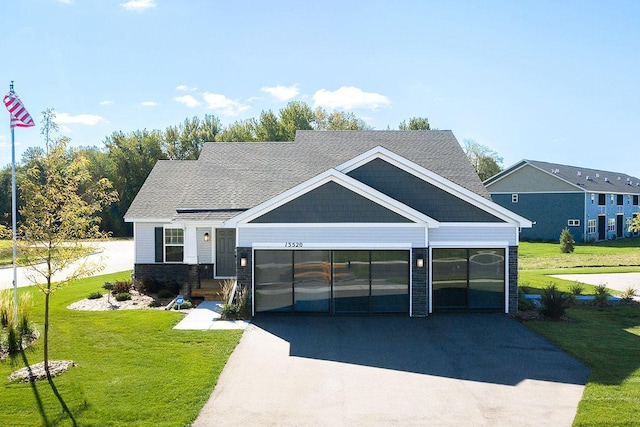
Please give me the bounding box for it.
[87,291,103,300]
[540,283,570,319]
[157,289,174,299]
[112,280,132,295]
[594,284,609,305]
[517,288,535,311]
[163,280,182,295]
[220,303,240,319]
[138,276,161,294]
[102,282,114,291]
[115,292,132,302]
[173,300,193,310]
[559,228,575,253]
[148,300,162,308]
[620,286,637,303]
[569,282,585,296]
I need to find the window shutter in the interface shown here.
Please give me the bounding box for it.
[155,227,164,262]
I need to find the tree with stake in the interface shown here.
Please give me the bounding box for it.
[560,227,576,253]
[18,114,117,377]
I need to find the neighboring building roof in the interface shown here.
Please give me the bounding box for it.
[126,130,489,221]
[485,159,640,195]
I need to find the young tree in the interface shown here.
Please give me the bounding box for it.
[630,215,640,234]
[559,228,575,253]
[19,137,117,376]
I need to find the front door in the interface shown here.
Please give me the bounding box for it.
[216,229,236,277]
[598,216,606,240]
[616,215,624,238]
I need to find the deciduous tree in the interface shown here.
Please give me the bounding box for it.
[19,138,117,376]
[462,139,503,181]
[399,116,430,130]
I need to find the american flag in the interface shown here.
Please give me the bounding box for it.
[3,91,35,128]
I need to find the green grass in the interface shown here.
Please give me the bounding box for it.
[526,306,640,426]
[0,272,242,426]
[519,237,640,270]
[518,237,640,294]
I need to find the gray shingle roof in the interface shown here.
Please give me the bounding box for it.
[124,160,196,220]
[126,130,488,220]
[488,159,640,194]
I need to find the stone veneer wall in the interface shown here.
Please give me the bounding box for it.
[235,247,253,313]
[509,246,518,314]
[411,248,428,317]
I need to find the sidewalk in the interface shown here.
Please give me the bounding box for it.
[173,301,250,330]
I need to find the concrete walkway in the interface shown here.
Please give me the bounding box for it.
[193,315,589,427]
[0,240,134,290]
[551,272,640,293]
[174,301,249,330]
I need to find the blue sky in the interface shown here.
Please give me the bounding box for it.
[1,0,639,178]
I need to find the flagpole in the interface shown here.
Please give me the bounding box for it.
[9,81,19,326]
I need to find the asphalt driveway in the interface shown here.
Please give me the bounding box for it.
[194,314,588,426]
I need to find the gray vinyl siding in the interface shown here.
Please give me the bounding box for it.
[486,164,579,192]
[491,193,584,242]
[134,222,164,263]
[249,181,412,223]
[196,227,213,263]
[429,226,517,246]
[347,158,504,222]
[237,225,426,248]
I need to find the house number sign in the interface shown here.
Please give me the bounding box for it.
[284,242,303,248]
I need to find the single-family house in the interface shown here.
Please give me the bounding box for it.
[485,159,640,242]
[125,130,532,316]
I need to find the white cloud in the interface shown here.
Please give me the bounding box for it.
[174,95,201,108]
[100,100,114,106]
[260,85,300,101]
[202,93,250,116]
[120,0,156,12]
[141,101,159,107]
[313,86,391,110]
[56,113,107,126]
[176,84,197,91]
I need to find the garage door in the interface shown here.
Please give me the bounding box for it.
[432,248,505,312]
[254,250,409,314]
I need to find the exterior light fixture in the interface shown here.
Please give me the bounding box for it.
[416,258,424,268]
[240,256,248,267]
[204,232,210,242]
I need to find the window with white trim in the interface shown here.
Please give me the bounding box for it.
[164,228,184,262]
[608,218,615,232]
[590,194,595,205]
[568,219,580,227]
[587,219,596,234]
[511,194,518,203]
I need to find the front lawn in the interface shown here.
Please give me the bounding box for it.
[526,306,640,426]
[0,272,242,426]
[519,237,640,270]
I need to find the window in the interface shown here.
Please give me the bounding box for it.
[634,195,639,206]
[568,219,580,227]
[164,228,184,262]
[598,193,606,205]
[587,219,597,234]
[617,194,624,205]
[511,194,518,203]
[608,218,615,232]
[590,194,595,205]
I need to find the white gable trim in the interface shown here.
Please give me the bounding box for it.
[337,146,532,228]
[223,169,440,227]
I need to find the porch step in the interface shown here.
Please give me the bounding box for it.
[191,288,224,301]
[192,279,232,301]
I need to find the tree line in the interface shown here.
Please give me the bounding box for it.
[0,100,502,237]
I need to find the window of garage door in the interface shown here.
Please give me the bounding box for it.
[254,250,409,314]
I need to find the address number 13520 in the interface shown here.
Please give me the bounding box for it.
[284,242,303,248]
